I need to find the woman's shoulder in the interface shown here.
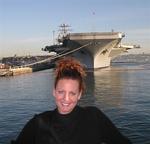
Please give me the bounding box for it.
[77,106,108,127]
[30,110,55,126]
[83,106,111,120]
[35,110,54,117]
[34,110,53,119]
[78,105,104,117]
[19,110,54,125]
[80,105,102,113]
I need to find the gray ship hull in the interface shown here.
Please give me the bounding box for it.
[63,32,124,69]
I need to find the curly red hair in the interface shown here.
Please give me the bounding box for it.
[54,57,86,93]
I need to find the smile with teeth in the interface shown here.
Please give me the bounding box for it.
[62,103,70,106]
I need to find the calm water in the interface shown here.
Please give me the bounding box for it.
[0,63,150,144]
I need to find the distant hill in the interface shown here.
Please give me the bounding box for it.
[112,54,150,63]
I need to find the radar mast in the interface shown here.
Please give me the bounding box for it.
[58,24,71,42]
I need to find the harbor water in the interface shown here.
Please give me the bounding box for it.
[0,62,150,144]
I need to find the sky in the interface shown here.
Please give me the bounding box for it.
[0,0,150,58]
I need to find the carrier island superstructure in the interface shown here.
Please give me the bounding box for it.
[42,24,140,69]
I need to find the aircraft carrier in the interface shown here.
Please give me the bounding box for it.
[42,24,140,69]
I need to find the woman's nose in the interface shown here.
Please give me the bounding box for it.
[64,93,70,101]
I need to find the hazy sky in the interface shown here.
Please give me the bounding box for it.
[0,0,150,58]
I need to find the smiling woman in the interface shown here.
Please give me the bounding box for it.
[53,79,82,115]
[11,57,132,144]
[53,57,86,115]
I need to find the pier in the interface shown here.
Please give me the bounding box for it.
[11,67,32,76]
[0,67,32,76]
[0,55,54,77]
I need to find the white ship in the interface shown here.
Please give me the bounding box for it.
[43,24,140,69]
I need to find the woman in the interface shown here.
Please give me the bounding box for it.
[12,57,132,144]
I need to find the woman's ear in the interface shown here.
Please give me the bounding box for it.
[78,91,82,100]
[53,88,56,97]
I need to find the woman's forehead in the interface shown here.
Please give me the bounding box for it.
[56,79,79,88]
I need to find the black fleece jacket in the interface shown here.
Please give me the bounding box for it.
[12,106,132,144]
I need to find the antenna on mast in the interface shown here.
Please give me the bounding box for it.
[58,23,72,42]
[52,30,55,45]
[58,23,71,37]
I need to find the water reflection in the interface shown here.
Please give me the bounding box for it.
[80,68,126,109]
[94,68,125,108]
[79,71,96,106]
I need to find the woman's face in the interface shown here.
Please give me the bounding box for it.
[53,78,82,114]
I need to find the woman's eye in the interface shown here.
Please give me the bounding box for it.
[57,90,64,94]
[70,92,76,96]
